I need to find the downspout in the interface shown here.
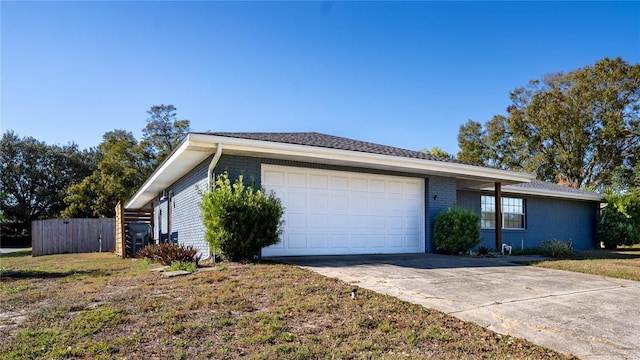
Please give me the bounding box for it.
[206,143,223,262]
[208,143,223,190]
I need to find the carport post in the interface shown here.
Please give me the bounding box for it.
[495,182,502,251]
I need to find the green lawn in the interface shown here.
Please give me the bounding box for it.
[0,251,572,359]
[524,245,640,281]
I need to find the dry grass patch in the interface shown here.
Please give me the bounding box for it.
[0,251,574,359]
[526,246,640,281]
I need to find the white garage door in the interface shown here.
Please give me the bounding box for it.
[261,164,425,256]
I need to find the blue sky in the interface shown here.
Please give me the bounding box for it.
[2,1,639,155]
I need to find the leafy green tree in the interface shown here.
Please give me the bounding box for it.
[421,147,454,159]
[141,104,191,167]
[597,191,640,249]
[458,57,640,190]
[200,172,284,261]
[457,120,487,165]
[63,104,190,217]
[0,131,94,238]
[63,130,148,218]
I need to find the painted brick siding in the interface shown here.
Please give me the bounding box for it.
[215,155,262,187]
[456,190,480,213]
[426,176,457,252]
[456,190,598,251]
[168,157,210,258]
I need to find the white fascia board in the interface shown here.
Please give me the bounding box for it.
[196,134,535,184]
[478,185,603,201]
[502,187,602,201]
[126,133,535,209]
[125,135,218,209]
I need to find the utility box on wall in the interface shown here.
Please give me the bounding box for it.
[126,222,153,258]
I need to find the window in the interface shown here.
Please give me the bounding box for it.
[481,195,525,229]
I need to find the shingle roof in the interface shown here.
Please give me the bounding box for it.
[506,180,598,196]
[201,131,464,164]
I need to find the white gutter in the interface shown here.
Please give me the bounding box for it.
[187,133,535,184]
[207,143,223,190]
[500,186,603,202]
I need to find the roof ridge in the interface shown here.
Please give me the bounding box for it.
[199,131,464,164]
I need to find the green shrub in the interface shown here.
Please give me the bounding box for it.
[166,261,197,273]
[540,240,573,258]
[136,243,201,266]
[434,208,481,255]
[200,172,284,262]
[597,192,640,249]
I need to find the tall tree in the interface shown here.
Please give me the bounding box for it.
[457,120,486,165]
[457,57,640,190]
[421,147,454,159]
[0,131,95,235]
[141,104,191,167]
[63,130,147,218]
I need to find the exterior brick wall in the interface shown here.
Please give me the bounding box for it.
[456,190,598,251]
[145,152,598,257]
[426,176,457,252]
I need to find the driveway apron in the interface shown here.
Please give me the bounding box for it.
[277,254,640,360]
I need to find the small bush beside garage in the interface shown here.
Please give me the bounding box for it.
[200,172,284,261]
[434,208,481,255]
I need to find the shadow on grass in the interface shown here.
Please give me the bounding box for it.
[1,268,117,280]
[569,249,640,260]
[0,249,32,258]
[514,249,640,265]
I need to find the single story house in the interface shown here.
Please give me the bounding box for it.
[125,132,602,258]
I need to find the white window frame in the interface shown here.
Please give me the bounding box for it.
[481,195,525,230]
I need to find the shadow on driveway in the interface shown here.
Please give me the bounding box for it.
[274,253,640,360]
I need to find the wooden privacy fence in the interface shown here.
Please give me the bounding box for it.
[31,218,115,257]
[115,201,153,258]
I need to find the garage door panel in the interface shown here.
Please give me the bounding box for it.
[370,179,386,193]
[310,214,328,228]
[404,182,420,195]
[350,178,368,192]
[406,234,420,248]
[404,198,421,212]
[263,170,284,187]
[330,194,349,211]
[288,192,307,210]
[369,216,386,229]
[388,234,404,248]
[287,172,307,187]
[350,195,368,211]
[329,234,349,248]
[329,214,348,229]
[389,216,404,230]
[261,164,425,256]
[310,234,327,248]
[370,197,387,211]
[331,176,348,190]
[351,215,367,228]
[309,174,328,189]
[309,193,328,210]
[369,235,385,248]
[288,234,308,249]
[388,181,403,194]
[288,213,307,228]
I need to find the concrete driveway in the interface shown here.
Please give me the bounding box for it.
[278,254,640,360]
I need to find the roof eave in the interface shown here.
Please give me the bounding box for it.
[125,133,535,209]
[481,186,603,202]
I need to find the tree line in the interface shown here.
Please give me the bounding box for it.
[2,57,638,247]
[0,105,189,244]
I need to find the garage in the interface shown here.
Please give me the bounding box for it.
[261,164,425,256]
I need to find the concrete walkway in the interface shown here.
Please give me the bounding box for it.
[276,254,640,360]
